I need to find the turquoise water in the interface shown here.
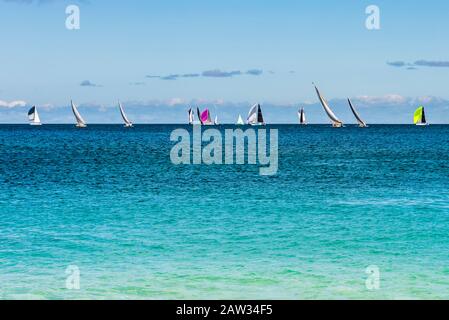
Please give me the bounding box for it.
[1,124,449,300]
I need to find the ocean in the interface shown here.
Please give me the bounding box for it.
[1,124,449,300]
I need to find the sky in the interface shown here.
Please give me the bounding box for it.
[1,0,449,123]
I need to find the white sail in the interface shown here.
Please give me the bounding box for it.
[348,99,367,127]
[71,100,87,128]
[214,115,219,125]
[314,85,343,127]
[28,106,42,126]
[247,104,265,125]
[298,108,306,125]
[119,101,133,127]
[207,111,213,124]
[247,104,258,124]
[237,115,245,125]
[188,108,195,124]
[196,108,202,125]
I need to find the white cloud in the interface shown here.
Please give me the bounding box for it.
[355,94,407,105]
[167,98,185,106]
[411,96,446,105]
[0,100,27,108]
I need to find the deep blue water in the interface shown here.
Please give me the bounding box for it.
[1,124,449,299]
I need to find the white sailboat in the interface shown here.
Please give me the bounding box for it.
[188,108,195,125]
[236,114,245,125]
[190,107,202,125]
[348,99,368,127]
[119,101,133,127]
[298,108,307,125]
[71,100,87,128]
[28,106,42,126]
[314,85,344,128]
[214,115,219,125]
[247,104,265,126]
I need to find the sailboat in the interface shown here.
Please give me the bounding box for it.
[71,100,87,128]
[348,99,368,127]
[414,106,429,126]
[214,115,219,125]
[188,108,195,125]
[28,106,42,126]
[298,108,307,125]
[119,101,133,128]
[247,104,265,126]
[314,84,344,128]
[236,114,245,125]
[200,109,214,125]
[196,108,202,125]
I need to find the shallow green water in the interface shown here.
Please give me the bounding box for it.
[1,125,448,299]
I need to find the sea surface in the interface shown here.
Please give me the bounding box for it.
[1,124,449,300]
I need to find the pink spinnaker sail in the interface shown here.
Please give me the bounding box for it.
[200,110,210,123]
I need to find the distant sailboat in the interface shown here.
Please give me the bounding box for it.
[119,101,133,128]
[188,108,195,125]
[247,104,265,126]
[196,107,202,125]
[348,99,368,127]
[28,106,42,126]
[236,114,245,125]
[214,115,219,125]
[298,108,307,125]
[314,85,344,128]
[200,109,214,125]
[71,100,87,128]
[414,106,429,126]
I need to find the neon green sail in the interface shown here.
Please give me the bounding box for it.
[414,106,424,124]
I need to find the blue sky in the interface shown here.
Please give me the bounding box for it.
[1,0,449,123]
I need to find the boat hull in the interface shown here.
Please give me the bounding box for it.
[30,123,42,126]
